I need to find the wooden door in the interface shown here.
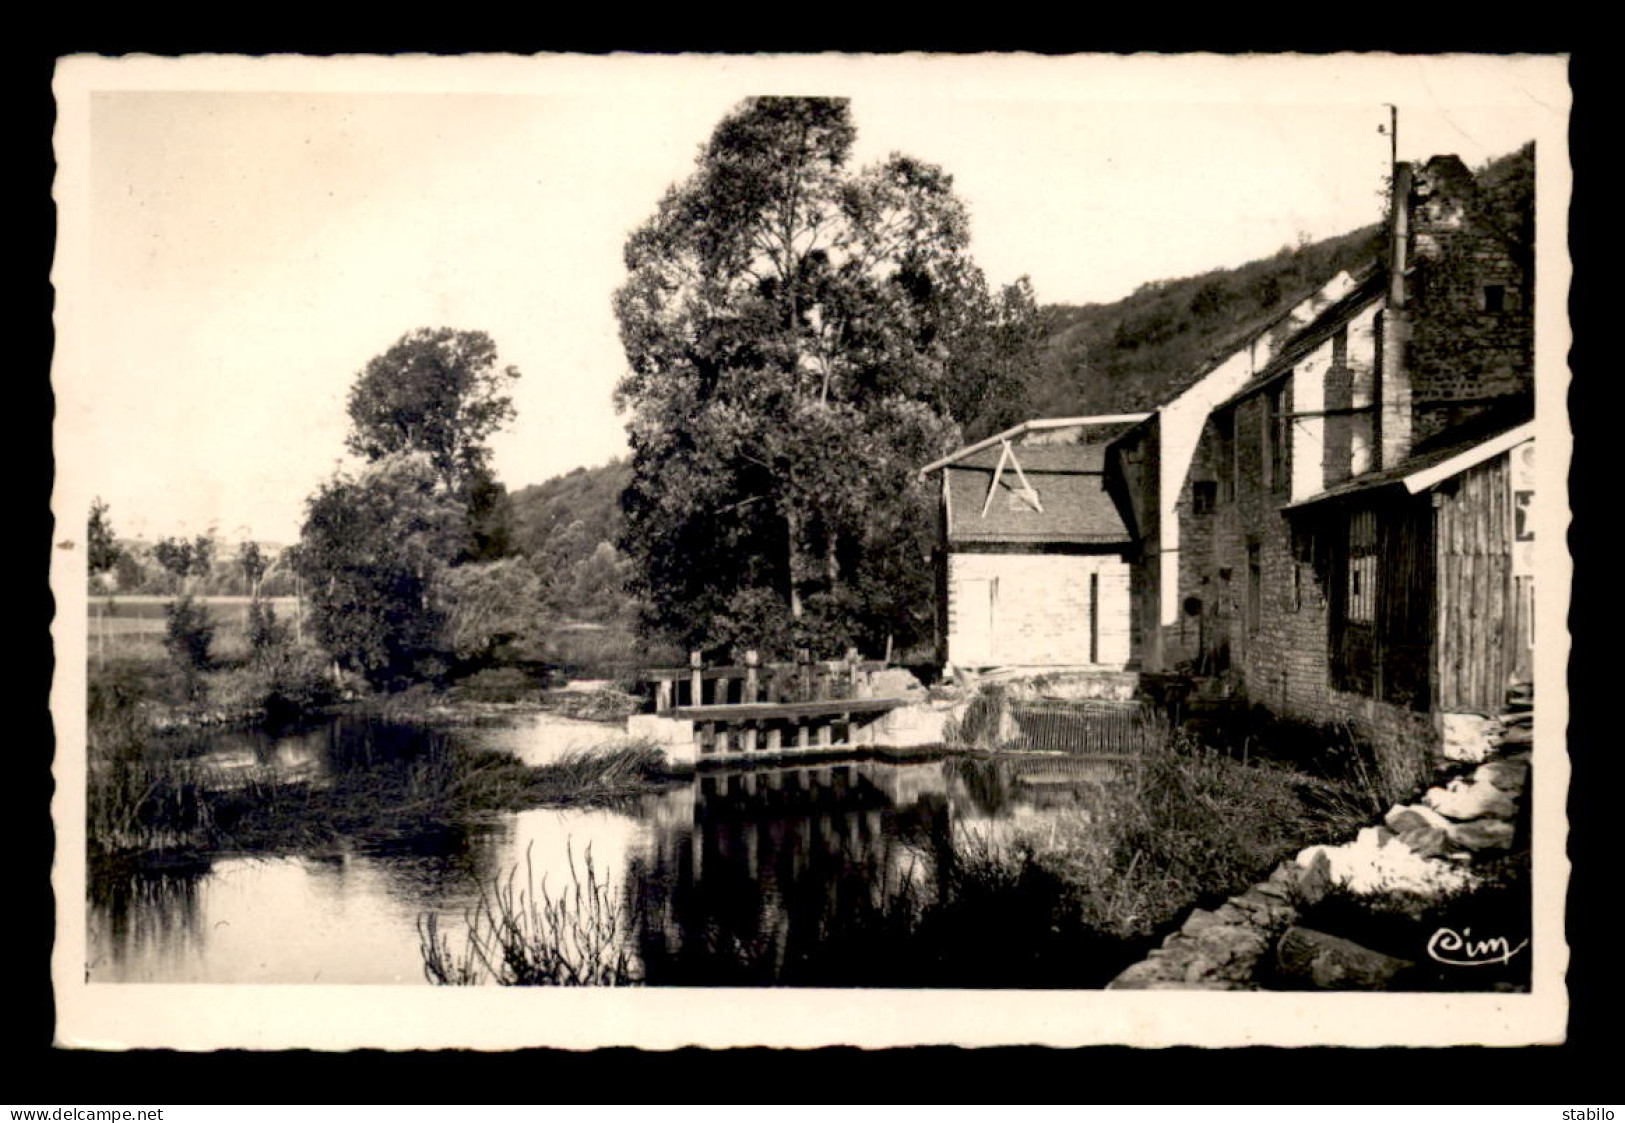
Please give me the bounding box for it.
[957,577,995,666]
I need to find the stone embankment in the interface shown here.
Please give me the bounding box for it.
[1108,710,1532,990]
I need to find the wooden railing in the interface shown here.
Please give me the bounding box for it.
[638,649,889,713]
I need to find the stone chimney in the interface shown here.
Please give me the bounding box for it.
[1377,161,1414,470]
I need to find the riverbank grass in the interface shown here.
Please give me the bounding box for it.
[88,731,685,867]
[1029,733,1380,942]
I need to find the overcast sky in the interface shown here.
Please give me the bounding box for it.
[54,53,1568,545]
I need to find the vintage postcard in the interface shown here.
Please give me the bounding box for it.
[50,52,1572,1049]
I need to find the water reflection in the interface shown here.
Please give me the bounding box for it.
[87,864,208,981]
[627,757,1130,987]
[89,715,1134,986]
[458,712,628,766]
[631,762,949,986]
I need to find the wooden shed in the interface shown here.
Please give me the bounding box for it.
[1285,419,1535,716]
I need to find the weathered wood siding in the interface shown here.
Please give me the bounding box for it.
[1435,452,1514,712]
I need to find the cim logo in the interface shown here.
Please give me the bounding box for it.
[1425,926,1529,967]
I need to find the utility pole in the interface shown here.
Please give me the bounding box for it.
[1380,104,1398,181]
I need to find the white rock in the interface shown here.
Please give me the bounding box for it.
[1423,777,1518,822]
[870,702,951,747]
[870,667,927,697]
[626,713,697,765]
[1385,803,1455,834]
[1440,712,1504,763]
[1299,828,1477,897]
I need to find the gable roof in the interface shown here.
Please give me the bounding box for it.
[919,414,1149,476]
[952,443,1107,473]
[1153,265,1375,404]
[944,457,1130,545]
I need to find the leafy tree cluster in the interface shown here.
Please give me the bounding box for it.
[295,329,524,685]
[152,534,218,594]
[613,97,1043,659]
[92,537,300,598]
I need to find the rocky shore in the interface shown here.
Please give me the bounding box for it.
[1109,709,1533,991]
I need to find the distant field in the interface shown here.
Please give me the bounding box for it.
[87,596,306,657]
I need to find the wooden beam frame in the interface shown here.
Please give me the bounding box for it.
[980,440,1043,518]
[981,441,1012,517]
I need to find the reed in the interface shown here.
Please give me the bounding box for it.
[419,841,642,986]
[89,728,681,863]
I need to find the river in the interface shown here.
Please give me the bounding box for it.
[88,713,1135,987]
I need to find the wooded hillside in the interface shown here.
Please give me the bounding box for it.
[1028,224,1386,417]
[508,459,636,625]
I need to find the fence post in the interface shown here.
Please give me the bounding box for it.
[797,647,812,703]
[657,678,672,713]
[690,650,703,708]
[745,649,759,704]
[845,647,860,698]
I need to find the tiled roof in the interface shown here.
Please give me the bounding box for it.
[945,461,1130,545]
[951,443,1107,473]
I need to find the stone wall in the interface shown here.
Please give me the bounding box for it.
[1109,710,1531,991]
[1406,156,1534,446]
[946,551,1132,668]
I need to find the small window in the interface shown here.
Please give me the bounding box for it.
[1265,382,1288,493]
[1192,480,1217,515]
[1482,285,1506,314]
[1347,509,1377,623]
[1246,540,1262,635]
[1214,412,1236,501]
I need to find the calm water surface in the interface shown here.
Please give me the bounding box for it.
[88,715,1124,986]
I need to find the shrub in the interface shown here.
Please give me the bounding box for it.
[246,597,289,657]
[943,683,1015,750]
[87,660,161,759]
[162,594,214,699]
[448,666,541,704]
[207,646,338,722]
[985,723,1383,943]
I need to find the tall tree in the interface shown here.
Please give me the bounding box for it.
[298,328,524,681]
[345,327,520,560]
[191,532,217,593]
[614,97,1018,656]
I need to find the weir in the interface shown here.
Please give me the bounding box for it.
[628,695,946,766]
[626,649,950,765]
